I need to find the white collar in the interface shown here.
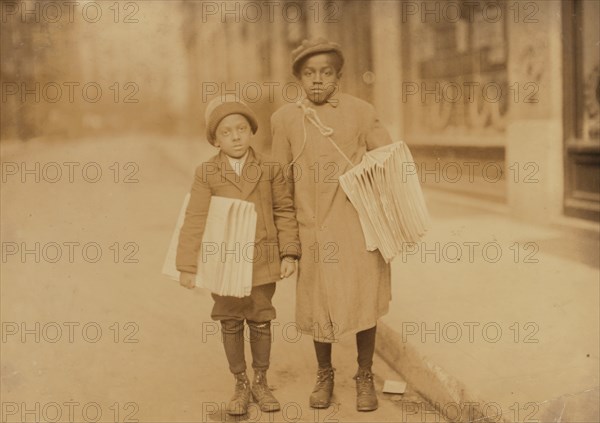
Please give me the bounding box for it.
[226,150,249,176]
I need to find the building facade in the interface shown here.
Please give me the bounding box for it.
[277,0,598,222]
[1,0,598,222]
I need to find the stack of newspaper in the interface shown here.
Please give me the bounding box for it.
[162,195,257,298]
[339,142,429,262]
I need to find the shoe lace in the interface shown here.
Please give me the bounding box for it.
[315,368,333,387]
[234,374,249,395]
[253,378,267,394]
[355,371,374,395]
[254,384,267,396]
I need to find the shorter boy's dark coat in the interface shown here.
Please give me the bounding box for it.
[176,147,300,287]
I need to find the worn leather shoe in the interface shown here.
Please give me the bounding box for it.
[309,367,335,408]
[354,367,378,411]
[251,369,280,412]
[227,371,251,415]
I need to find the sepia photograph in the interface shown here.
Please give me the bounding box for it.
[1,0,599,422]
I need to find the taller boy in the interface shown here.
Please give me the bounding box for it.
[271,38,393,411]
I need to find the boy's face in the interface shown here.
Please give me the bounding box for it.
[298,53,341,105]
[213,114,252,158]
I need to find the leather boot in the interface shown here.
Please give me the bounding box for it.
[354,367,378,411]
[251,369,280,412]
[309,367,335,408]
[226,371,251,415]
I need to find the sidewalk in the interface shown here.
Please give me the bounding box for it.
[1,136,446,423]
[154,137,600,422]
[377,188,600,422]
[6,136,591,422]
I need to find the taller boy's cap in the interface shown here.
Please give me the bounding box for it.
[291,38,344,75]
[204,95,258,145]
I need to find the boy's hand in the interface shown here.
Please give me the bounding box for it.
[280,257,297,279]
[179,272,196,289]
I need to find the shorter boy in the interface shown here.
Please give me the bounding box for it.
[176,95,301,415]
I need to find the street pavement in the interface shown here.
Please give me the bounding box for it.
[1,137,445,423]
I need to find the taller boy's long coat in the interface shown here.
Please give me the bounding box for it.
[176,147,300,286]
[271,93,392,342]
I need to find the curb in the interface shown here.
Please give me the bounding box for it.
[376,321,508,423]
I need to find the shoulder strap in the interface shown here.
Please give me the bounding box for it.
[296,100,354,167]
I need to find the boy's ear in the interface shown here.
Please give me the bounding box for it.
[213,139,221,148]
[337,70,343,79]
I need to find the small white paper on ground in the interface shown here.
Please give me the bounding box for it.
[382,379,407,394]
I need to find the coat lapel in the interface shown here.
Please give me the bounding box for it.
[216,151,243,191]
[240,148,263,200]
